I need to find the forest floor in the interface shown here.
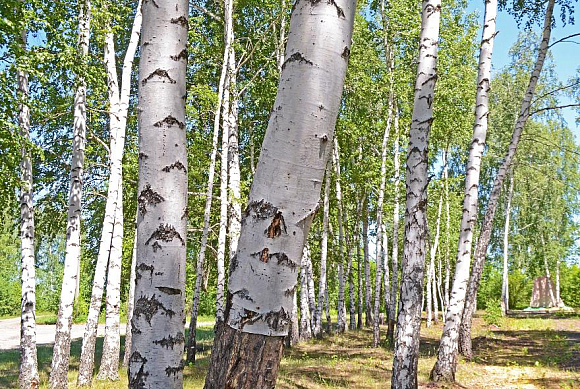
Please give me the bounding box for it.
[0,311,579,388]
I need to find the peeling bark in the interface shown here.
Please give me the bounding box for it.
[392,0,440,386]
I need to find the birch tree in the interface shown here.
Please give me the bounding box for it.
[127,0,188,386]
[313,165,331,337]
[18,28,39,389]
[50,2,91,386]
[430,0,497,379]
[501,173,514,315]
[387,110,400,342]
[299,248,312,340]
[391,0,441,386]
[459,0,555,360]
[333,139,347,333]
[203,0,356,384]
[123,224,138,367]
[363,204,373,326]
[77,2,142,382]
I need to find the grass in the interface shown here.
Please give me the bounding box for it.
[1,312,580,388]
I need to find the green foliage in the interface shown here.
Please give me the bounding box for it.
[0,213,20,316]
[483,298,503,326]
[561,264,580,307]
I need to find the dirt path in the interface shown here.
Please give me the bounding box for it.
[0,317,214,351]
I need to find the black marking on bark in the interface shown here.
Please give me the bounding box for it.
[155,271,164,276]
[131,319,142,335]
[136,263,154,283]
[139,152,148,160]
[152,241,162,252]
[145,0,159,8]
[275,252,297,270]
[165,361,185,377]
[341,46,351,60]
[156,286,182,295]
[266,211,287,238]
[153,115,185,130]
[328,0,345,17]
[243,200,278,221]
[153,332,185,349]
[232,288,254,302]
[171,49,188,61]
[138,184,164,215]
[162,161,187,173]
[181,207,189,220]
[229,254,239,274]
[170,16,188,27]
[259,248,270,263]
[130,351,147,364]
[239,308,261,329]
[264,307,290,332]
[128,351,148,389]
[133,294,176,325]
[281,52,314,71]
[145,224,185,246]
[284,284,297,297]
[142,69,176,85]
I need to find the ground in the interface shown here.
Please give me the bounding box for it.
[1,312,579,388]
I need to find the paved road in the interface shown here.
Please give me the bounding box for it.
[0,318,213,351]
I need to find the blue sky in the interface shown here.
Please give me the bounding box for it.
[467,0,580,138]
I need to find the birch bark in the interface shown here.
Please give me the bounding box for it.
[123,222,138,368]
[203,0,356,384]
[333,139,347,333]
[391,0,440,386]
[430,0,497,379]
[77,1,142,380]
[357,209,363,329]
[501,174,514,315]
[185,0,229,363]
[50,2,91,387]
[299,248,313,340]
[18,28,40,389]
[303,245,317,330]
[427,191,444,327]
[459,0,554,360]
[127,0,188,387]
[313,164,331,338]
[387,109,400,342]
[363,205,373,326]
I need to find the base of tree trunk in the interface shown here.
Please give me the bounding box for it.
[204,322,285,389]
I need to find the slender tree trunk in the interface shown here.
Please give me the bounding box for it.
[303,246,317,331]
[333,140,347,333]
[458,0,554,360]
[543,241,557,306]
[387,109,400,343]
[501,174,514,315]
[556,256,562,306]
[391,0,440,386]
[313,164,331,338]
[50,2,91,387]
[77,1,142,378]
[383,228,390,324]
[325,287,332,334]
[123,222,138,368]
[127,0,188,387]
[299,248,313,340]
[373,232,383,346]
[97,186,123,381]
[357,207,363,329]
[430,0,498,380]
[427,245,433,327]
[203,0,356,384]
[363,204,373,327]
[428,191,444,327]
[185,0,229,363]
[443,150,450,314]
[286,290,299,347]
[18,28,39,389]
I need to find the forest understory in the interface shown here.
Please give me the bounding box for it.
[2,312,579,389]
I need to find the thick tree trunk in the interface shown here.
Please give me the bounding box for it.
[50,2,91,387]
[391,0,440,386]
[501,174,514,315]
[18,28,40,389]
[299,248,313,340]
[387,110,400,343]
[430,0,498,380]
[97,187,123,381]
[127,0,188,387]
[185,0,230,364]
[123,223,138,368]
[77,1,142,378]
[542,241,557,306]
[458,0,554,360]
[313,165,331,338]
[203,0,355,384]
[363,205,373,326]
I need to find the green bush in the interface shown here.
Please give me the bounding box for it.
[483,298,503,326]
[561,264,580,307]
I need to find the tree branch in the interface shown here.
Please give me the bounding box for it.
[530,103,580,117]
[549,32,580,48]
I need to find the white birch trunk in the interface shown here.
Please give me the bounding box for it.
[387,109,400,341]
[391,0,440,386]
[501,174,514,315]
[123,222,138,368]
[431,0,497,379]
[18,28,39,389]
[428,191,444,326]
[556,257,562,306]
[287,290,299,347]
[303,245,317,331]
[443,151,450,312]
[299,248,312,340]
[50,2,91,387]
[325,287,331,334]
[357,215,363,329]
[97,184,123,381]
[204,1,356,382]
[333,139,347,333]
[77,0,142,379]
[383,227,390,323]
[313,164,331,337]
[185,0,229,362]
[127,0,188,387]
[543,242,557,307]
[459,0,554,361]
[363,205,373,326]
